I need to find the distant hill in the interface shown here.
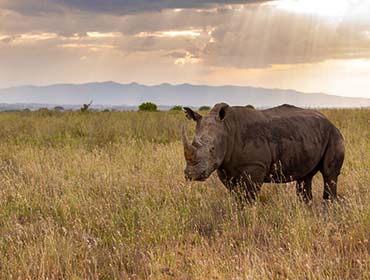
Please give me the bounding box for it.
[0,81,368,108]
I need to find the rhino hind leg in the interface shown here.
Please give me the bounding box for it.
[322,176,338,200]
[320,134,345,200]
[296,174,314,203]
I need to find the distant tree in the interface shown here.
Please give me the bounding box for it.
[245,104,255,109]
[23,108,31,112]
[37,107,52,116]
[139,102,158,112]
[80,101,92,113]
[170,105,183,111]
[54,106,64,112]
[199,106,211,111]
[103,109,110,112]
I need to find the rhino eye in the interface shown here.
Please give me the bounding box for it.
[210,147,215,152]
[193,141,202,148]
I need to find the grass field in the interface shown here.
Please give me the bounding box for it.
[0,109,369,279]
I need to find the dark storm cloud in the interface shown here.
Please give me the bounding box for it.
[1,0,271,15]
[0,0,64,15]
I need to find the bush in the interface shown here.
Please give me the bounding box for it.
[199,106,211,111]
[170,105,183,111]
[54,106,64,112]
[139,102,158,112]
[37,107,53,116]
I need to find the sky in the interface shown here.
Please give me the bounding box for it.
[0,0,370,98]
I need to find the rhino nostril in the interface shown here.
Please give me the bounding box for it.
[184,170,191,180]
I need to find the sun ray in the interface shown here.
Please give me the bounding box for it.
[266,0,350,18]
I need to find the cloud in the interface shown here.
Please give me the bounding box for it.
[0,5,229,37]
[0,0,64,15]
[1,2,370,68]
[86,32,122,38]
[135,29,202,38]
[0,0,271,15]
[1,0,370,94]
[165,51,202,65]
[201,5,370,68]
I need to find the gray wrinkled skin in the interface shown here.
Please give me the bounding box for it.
[182,103,345,203]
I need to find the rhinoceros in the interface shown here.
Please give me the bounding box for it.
[182,103,345,202]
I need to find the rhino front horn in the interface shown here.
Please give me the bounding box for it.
[182,126,196,160]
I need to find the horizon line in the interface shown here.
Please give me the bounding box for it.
[1,80,369,100]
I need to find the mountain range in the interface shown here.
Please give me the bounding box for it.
[0,81,368,109]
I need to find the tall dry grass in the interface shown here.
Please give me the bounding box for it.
[0,109,369,279]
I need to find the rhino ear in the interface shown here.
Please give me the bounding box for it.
[184,107,202,122]
[216,103,229,121]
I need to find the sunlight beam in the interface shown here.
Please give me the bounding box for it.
[267,0,350,18]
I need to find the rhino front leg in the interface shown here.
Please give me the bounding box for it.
[216,171,246,204]
[228,177,262,204]
[243,163,266,202]
[243,181,262,203]
[217,165,266,204]
[239,173,264,203]
[228,178,262,205]
[234,166,265,203]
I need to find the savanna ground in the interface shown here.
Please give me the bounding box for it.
[0,108,369,279]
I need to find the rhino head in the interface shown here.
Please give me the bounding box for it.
[182,103,230,181]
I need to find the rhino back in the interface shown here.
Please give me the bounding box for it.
[223,105,338,182]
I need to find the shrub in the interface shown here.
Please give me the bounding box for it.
[54,106,64,112]
[37,107,53,116]
[199,106,211,111]
[139,102,158,112]
[170,105,183,111]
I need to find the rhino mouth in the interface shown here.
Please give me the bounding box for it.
[185,170,208,181]
[186,174,208,181]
